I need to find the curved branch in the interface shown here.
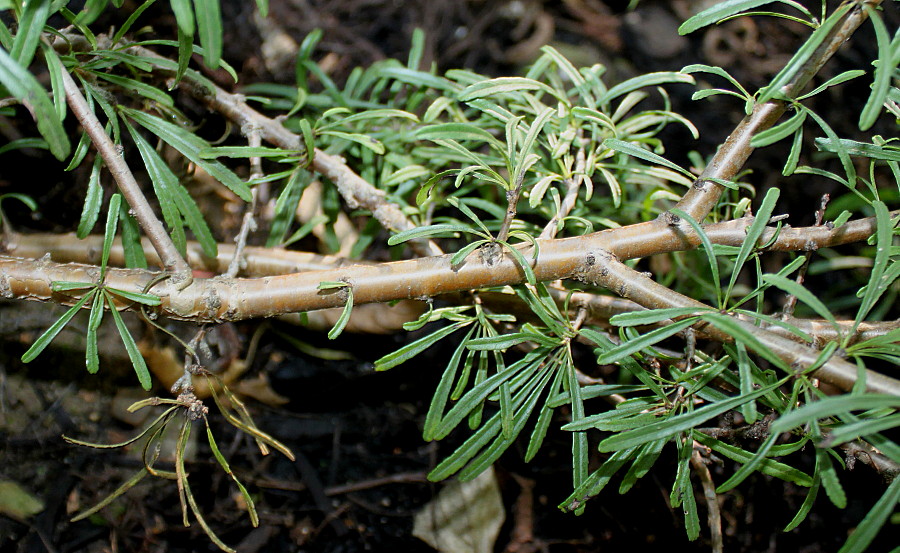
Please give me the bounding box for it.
[575,251,900,396]
[2,207,894,321]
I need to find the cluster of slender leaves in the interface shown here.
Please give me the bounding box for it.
[375,2,899,551]
[20,193,160,389]
[2,0,899,551]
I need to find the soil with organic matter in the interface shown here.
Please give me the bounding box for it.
[1,1,897,552]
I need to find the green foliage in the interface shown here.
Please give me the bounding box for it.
[2,0,899,551]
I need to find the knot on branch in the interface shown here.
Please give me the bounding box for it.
[572,249,615,286]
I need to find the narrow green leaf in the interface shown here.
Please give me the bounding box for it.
[500,240,537,286]
[327,289,353,340]
[254,0,267,17]
[174,26,192,86]
[458,77,562,103]
[65,131,91,171]
[859,8,895,131]
[193,0,222,68]
[598,380,782,452]
[455,369,552,481]
[805,111,856,186]
[466,331,558,351]
[0,138,48,156]
[266,170,310,247]
[80,77,121,143]
[51,281,96,292]
[423,325,476,440]
[603,138,694,179]
[733,342,759,423]
[797,69,866,101]
[680,0,785,34]
[21,290,97,363]
[100,193,122,276]
[693,432,813,486]
[783,123,803,175]
[415,123,505,151]
[837,476,900,553]
[383,164,430,187]
[318,130,384,154]
[814,137,900,163]
[74,0,109,26]
[700,312,790,371]
[298,117,315,162]
[599,72,694,105]
[750,109,807,147]
[757,3,853,104]
[671,208,722,306]
[783,472,820,532]
[726,187,780,301]
[124,118,187,253]
[771,395,900,434]
[824,413,900,448]
[106,290,152,390]
[762,273,837,329]
[526,370,564,462]
[596,318,697,364]
[94,73,174,107]
[168,178,217,257]
[681,63,751,98]
[77,155,104,239]
[0,46,70,160]
[387,223,477,245]
[682,472,700,541]
[106,287,162,306]
[450,240,488,267]
[112,0,157,45]
[39,42,65,123]
[817,448,847,509]
[374,322,466,371]
[116,200,143,267]
[434,356,541,441]
[317,108,418,130]
[170,0,195,36]
[853,201,892,332]
[10,0,50,68]
[619,438,667,493]
[124,108,251,201]
[85,289,104,374]
[200,146,300,159]
[559,448,635,512]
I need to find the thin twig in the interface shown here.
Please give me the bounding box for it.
[690,446,723,553]
[225,126,263,278]
[59,64,192,287]
[116,42,443,258]
[540,147,586,240]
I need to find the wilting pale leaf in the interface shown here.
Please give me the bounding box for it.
[413,468,504,553]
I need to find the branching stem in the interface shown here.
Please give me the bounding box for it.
[60,66,192,287]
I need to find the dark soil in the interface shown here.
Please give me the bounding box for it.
[1,1,897,552]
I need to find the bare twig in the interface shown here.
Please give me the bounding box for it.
[114,42,444,258]
[225,126,263,278]
[540,148,586,240]
[59,65,192,287]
